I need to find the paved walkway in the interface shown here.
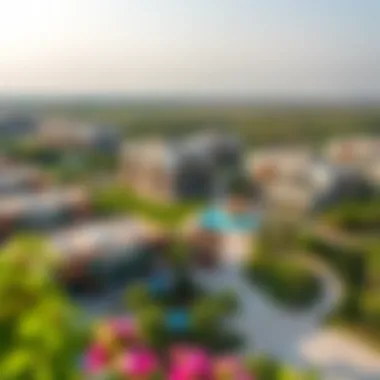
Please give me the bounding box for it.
[193,265,380,380]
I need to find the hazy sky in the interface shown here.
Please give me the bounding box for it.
[1,0,379,99]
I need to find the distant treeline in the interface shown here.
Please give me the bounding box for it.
[41,103,380,146]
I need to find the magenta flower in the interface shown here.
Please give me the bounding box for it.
[169,345,212,379]
[83,344,109,375]
[118,348,160,378]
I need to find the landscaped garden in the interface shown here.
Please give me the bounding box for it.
[91,185,201,228]
[0,233,322,379]
[299,197,380,348]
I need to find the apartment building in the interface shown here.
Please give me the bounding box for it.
[120,131,242,202]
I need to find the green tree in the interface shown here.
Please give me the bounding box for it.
[0,236,87,380]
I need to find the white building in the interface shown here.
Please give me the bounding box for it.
[324,136,380,166]
[246,146,314,185]
[324,136,380,189]
[0,187,90,233]
[51,217,164,292]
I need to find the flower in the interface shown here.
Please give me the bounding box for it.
[82,344,109,375]
[108,316,139,343]
[169,345,212,379]
[117,348,160,378]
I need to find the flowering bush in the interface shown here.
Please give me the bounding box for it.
[82,319,255,380]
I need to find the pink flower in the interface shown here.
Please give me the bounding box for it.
[169,345,212,379]
[83,344,109,374]
[108,316,138,341]
[119,348,160,377]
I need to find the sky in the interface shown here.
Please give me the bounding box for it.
[0,0,379,100]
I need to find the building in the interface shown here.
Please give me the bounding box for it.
[52,217,166,293]
[37,118,121,152]
[120,131,242,202]
[0,186,91,236]
[324,136,380,187]
[246,146,314,185]
[0,115,37,141]
[0,160,47,194]
[324,136,380,167]
[246,145,373,211]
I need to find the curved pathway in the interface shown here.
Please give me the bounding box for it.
[193,260,380,380]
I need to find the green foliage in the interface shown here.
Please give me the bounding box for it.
[299,233,367,288]
[323,199,380,231]
[361,291,380,328]
[125,283,152,311]
[245,355,320,380]
[137,304,167,348]
[0,236,88,380]
[213,289,239,314]
[246,256,322,309]
[45,103,380,147]
[91,186,199,227]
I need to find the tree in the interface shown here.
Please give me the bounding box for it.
[0,236,87,380]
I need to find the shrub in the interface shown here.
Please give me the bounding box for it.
[0,236,87,380]
[247,257,322,309]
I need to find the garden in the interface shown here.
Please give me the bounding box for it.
[0,234,321,379]
[299,197,380,348]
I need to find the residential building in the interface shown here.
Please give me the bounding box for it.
[324,136,380,186]
[120,131,242,202]
[246,143,373,211]
[324,136,380,167]
[246,146,314,185]
[0,161,47,194]
[0,115,37,140]
[0,186,90,235]
[37,118,121,152]
[52,217,165,293]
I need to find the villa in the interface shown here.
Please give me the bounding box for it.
[120,131,242,202]
[246,146,314,185]
[51,217,166,293]
[0,186,91,235]
[246,146,375,211]
[324,136,380,166]
[324,136,380,186]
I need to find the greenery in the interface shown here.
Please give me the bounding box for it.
[5,140,118,184]
[322,198,380,231]
[246,355,320,380]
[246,255,322,309]
[299,207,380,346]
[124,272,240,351]
[38,102,380,147]
[0,236,88,380]
[91,185,200,227]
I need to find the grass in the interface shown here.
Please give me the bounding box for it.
[246,255,323,309]
[91,185,201,227]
